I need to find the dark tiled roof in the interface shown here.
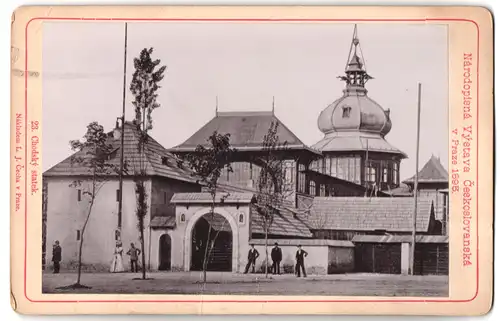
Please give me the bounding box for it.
[170,111,320,154]
[170,192,255,204]
[309,197,435,232]
[403,155,448,184]
[352,234,448,244]
[250,204,312,238]
[44,122,197,183]
[150,216,176,229]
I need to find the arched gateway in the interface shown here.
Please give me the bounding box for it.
[190,213,233,271]
[183,208,240,272]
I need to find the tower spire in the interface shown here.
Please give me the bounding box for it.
[338,24,373,90]
[215,95,219,117]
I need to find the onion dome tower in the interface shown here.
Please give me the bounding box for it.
[311,25,407,191]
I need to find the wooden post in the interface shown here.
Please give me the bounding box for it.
[409,83,422,275]
[117,22,128,236]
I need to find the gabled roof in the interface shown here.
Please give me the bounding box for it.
[43,122,197,183]
[403,155,448,185]
[251,204,313,238]
[169,111,321,155]
[309,197,435,232]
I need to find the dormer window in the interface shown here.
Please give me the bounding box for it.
[342,106,352,118]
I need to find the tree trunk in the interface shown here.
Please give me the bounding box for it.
[140,226,146,279]
[76,197,95,285]
[264,221,269,278]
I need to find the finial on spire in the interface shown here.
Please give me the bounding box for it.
[215,95,219,117]
[338,24,373,89]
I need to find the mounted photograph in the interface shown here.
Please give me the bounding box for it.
[39,20,451,297]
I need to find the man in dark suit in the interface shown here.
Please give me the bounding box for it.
[52,240,62,274]
[244,244,259,274]
[295,245,308,277]
[271,242,282,275]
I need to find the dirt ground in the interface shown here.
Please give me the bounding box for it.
[42,271,449,297]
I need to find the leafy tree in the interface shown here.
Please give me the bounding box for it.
[183,132,236,286]
[129,47,166,280]
[63,122,120,289]
[255,121,292,278]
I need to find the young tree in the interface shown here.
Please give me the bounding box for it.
[183,131,235,285]
[255,121,292,278]
[129,47,166,280]
[64,122,120,288]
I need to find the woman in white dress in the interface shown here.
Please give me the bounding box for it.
[110,241,125,273]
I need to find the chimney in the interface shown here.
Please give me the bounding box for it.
[113,118,122,140]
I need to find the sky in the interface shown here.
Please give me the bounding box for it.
[42,21,448,181]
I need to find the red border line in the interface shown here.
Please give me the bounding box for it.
[24,17,480,304]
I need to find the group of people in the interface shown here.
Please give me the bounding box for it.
[244,243,308,277]
[50,240,142,274]
[110,241,142,273]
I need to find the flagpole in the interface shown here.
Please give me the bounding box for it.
[117,22,128,240]
[410,82,422,275]
[364,138,369,197]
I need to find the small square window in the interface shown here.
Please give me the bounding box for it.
[342,106,352,118]
[76,230,81,241]
[116,189,121,202]
[77,189,82,201]
[180,214,186,222]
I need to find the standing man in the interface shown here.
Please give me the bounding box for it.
[244,244,260,274]
[271,242,282,275]
[295,245,308,277]
[127,242,141,273]
[52,240,62,274]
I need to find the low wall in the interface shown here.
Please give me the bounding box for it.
[249,239,355,275]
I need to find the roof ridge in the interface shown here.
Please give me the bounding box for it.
[217,111,273,117]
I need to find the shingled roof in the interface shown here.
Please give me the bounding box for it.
[309,197,435,233]
[251,204,313,238]
[43,122,197,183]
[403,155,448,185]
[169,111,320,154]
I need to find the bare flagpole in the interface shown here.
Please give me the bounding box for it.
[117,22,128,241]
[410,82,422,275]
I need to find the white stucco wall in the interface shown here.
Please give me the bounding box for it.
[45,177,152,271]
[170,204,251,273]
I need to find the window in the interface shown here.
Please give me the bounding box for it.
[309,181,316,196]
[180,214,186,222]
[239,213,244,223]
[393,163,399,185]
[355,157,361,183]
[298,164,306,193]
[348,158,355,182]
[342,106,352,118]
[383,167,388,183]
[76,230,81,241]
[77,189,82,202]
[320,184,326,196]
[338,158,348,180]
[331,157,337,177]
[325,157,331,176]
[365,162,376,182]
[249,162,253,180]
[116,189,120,202]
